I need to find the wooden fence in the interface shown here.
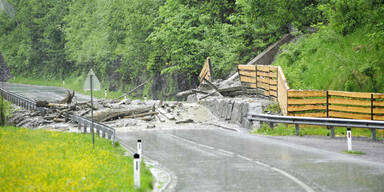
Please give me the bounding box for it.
[199,57,213,82]
[287,90,384,120]
[238,65,278,98]
[236,64,384,120]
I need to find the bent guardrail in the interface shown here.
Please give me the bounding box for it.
[248,113,384,140]
[71,115,116,145]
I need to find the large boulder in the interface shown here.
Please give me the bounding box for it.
[0,52,11,82]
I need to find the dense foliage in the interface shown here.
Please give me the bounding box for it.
[275,0,384,92]
[2,0,381,96]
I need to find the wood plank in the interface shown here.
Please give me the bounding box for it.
[256,65,270,72]
[288,112,327,118]
[239,71,257,77]
[263,91,270,96]
[373,115,384,121]
[288,99,326,105]
[373,100,384,107]
[328,90,371,98]
[238,65,256,71]
[329,105,371,114]
[270,86,277,91]
[256,77,270,84]
[270,91,277,97]
[199,63,208,78]
[373,108,384,114]
[328,111,371,120]
[329,98,370,106]
[240,76,256,84]
[288,105,326,112]
[257,72,277,78]
[257,82,269,90]
[270,79,277,85]
[373,93,384,99]
[288,90,326,97]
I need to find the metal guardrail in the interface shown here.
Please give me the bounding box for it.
[0,87,116,145]
[0,87,47,113]
[71,115,116,145]
[248,113,384,140]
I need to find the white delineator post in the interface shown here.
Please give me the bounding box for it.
[347,127,352,151]
[137,139,142,160]
[104,88,107,98]
[133,153,141,189]
[124,93,127,100]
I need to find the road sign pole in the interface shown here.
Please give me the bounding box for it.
[91,75,94,146]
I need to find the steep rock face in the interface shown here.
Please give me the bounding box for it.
[0,52,11,82]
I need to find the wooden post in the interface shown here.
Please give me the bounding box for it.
[208,57,213,82]
[371,93,376,141]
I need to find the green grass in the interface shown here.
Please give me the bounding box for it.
[0,126,153,191]
[9,76,126,100]
[275,26,384,92]
[343,150,366,155]
[252,123,384,141]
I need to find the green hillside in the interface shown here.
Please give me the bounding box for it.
[274,1,384,92]
[1,0,383,96]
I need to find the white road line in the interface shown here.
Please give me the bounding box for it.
[198,143,215,150]
[237,154,253,161]
[217,149,235,156]
[168,133,314,192]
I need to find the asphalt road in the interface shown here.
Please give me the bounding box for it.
[3,83,384,192]
[118,126,384,192]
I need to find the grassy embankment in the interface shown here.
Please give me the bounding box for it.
[253,123,384,141]
[0,126,153,191]
[9,76,125,99]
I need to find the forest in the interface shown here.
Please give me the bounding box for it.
[0,0,383,98]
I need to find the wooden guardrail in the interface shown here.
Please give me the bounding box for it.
[238,65,278,98]
[199,57,213,82]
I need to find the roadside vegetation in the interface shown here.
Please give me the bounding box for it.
[0,126,153,191]
[0,96,11,126]
[252,123,384,141]
[275,1,384,92]
[0,0,328,97]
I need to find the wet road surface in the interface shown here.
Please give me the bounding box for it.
[118,127,384,192]
[3,83,384,191]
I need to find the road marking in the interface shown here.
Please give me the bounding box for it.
[217,149,234,156]
[167,133,314,192]
[237,154,253,161]
[198,143,214,150]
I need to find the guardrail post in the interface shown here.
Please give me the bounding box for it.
[269,122,274,131]
[102,130,106,138]
[330,126,335,138]
[295,124,299,136]
[83,122,87,133]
